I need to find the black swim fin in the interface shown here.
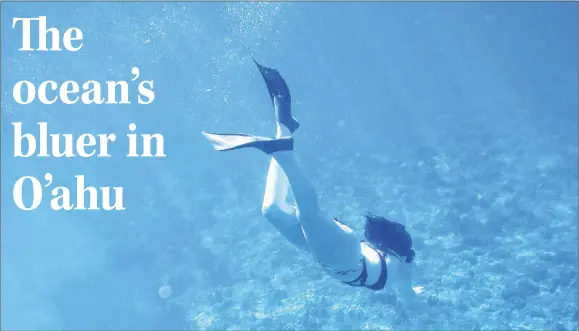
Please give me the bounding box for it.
[201,131,293,154]
[253,58,300,133]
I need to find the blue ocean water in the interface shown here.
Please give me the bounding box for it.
[1,2,577,330]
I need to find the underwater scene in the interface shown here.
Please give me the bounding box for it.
[1,2,577,330]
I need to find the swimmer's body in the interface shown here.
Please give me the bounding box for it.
[202,59,424,300]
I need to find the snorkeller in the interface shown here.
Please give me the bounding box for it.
[202,59,424,299]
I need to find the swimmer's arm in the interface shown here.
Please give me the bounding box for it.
[397,265,416,298]
[396,262,424,301]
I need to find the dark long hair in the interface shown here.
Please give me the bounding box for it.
[363,213,415,263]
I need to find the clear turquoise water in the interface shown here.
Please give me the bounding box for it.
[1,2,577,330]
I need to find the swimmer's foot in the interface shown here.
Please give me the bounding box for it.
[201,131,293,154]
[253,58,300,133]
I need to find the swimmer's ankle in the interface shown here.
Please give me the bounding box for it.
[276,123,292,138]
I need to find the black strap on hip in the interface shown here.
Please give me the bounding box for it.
[342,243,387,291]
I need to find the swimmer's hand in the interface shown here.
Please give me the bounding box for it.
[398,284,422,302]
[396,285,427,310]
[412,286,425,295]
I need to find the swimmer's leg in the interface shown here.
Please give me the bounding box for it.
[268,150,361,272]
[201,131,361,272]
[261,157,309,250]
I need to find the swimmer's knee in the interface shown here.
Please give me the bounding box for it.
[261,202,284,219]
